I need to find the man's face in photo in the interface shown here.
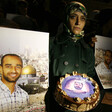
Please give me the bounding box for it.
[104,51,112,65]
[2,55,22,83]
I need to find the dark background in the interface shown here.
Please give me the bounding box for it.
[0,0,112,36]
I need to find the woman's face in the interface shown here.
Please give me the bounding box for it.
[68,11,86,35]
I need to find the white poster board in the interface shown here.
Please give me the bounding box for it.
[95,35,112,89]
[0,27,49,111]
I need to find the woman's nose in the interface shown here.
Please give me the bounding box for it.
[75,17,80,25]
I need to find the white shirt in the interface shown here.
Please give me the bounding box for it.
[0,80,29,112]
[95,62,112,75]
[95,62,112,89]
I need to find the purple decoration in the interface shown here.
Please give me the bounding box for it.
[62,75,95,99]
[74,81,83,90]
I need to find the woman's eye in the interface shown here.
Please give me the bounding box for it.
[70,15,76,19]
[81,17,86,21]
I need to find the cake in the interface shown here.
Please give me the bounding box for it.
[54,71,100,112]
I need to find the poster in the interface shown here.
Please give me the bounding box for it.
[95,35,112,89]
[0,27,49,111]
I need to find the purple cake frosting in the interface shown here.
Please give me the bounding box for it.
[62,75,95,100]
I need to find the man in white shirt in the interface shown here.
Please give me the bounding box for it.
[95,50,112,89]
[96,50,112,75]
[0,54,29,112]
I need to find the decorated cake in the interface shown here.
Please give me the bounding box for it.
[54,71,100,112]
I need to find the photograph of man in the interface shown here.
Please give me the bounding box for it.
[0,54,29,112]
[96,50,112,75]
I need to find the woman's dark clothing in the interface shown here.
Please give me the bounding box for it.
[44,31,105,112]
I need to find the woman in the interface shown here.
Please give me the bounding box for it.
[45,1,104,112]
